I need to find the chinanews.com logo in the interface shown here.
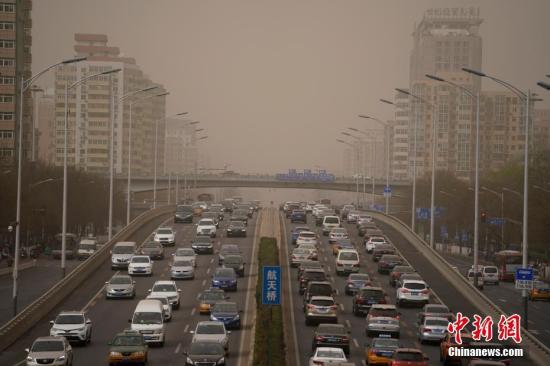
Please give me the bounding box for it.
[446,312,524,358]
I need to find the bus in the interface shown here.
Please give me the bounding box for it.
[493,250,522,281]
[52,233,78,260]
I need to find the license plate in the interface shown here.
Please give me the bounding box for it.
[368,300,376,304]
[411,292,419,296]
[317,307,330,313]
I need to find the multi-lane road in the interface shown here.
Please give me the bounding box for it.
[0,209,262,366]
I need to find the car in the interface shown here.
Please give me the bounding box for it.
[331,238,355,255]
[340,204,355,220]
[190,321,230,353]
[226,220,247,237]
[389,265,415,287]
[308,347,347,366]
[111,241,137,270]
[198,288,227,314]
[128,255,154,276]
[173,247,197,266]
[184,341,226,366]
[291,247,313,267]
[236,203,254,218]
[76,239,97,260]
[290,209,307,223]
[170,259,195,280]
[357,214,374,226]
[191,236,214,254]
[107,329,148,366]
[367,316,400,338]
[49,311,92,345]
[221,199,235,213]
[210,301,241,329]
[285,203,301,217]
[299,268,328,294]
[315,209,336,226]
[418,316,449,344]
[105,274,136,299]
[365,336,400,366]
[230,209,249,225]
[481,265,499,285]
[146,294,173,322]
[25,336,73,366]
[367,304,400,321]
[312,323,350,355]
[390,348,429,366]
[212,267,238,291]
[153,227,175,246]
[328,227,349,244]
[296,231,318,246]
[347,210,361,223]
[396,280,430,307]
[298,261,324,278]
[344,273,371,295]
[417,304,454,323]
[395,272,423,288]
[201,212,220,227]
[192,202,204,216]
[529,280,550,301]
[291,226,311,244]
[297,243,318,260]
[336,249,360,275]
[174,204,194,223]
[303,281,335,306]
[352,286,388,316]
[358,223,379,237]
[208,204,225,221]
[372,244,395,262]
[467,269,485,290]
[377,255,403,274]
[364,229,385,243]
[196,218,217,238]
[322,216,341,236]
[439,331,474,365]
[148,280,181,309]
[222,254,245,277]
[218,244,241,265]
[305,296,338,325]
[140,241,165,260]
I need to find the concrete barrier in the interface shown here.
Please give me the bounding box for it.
[368,211,550,366]
[0,205,175,352]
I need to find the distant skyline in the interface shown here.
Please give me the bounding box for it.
[32,0,550,174]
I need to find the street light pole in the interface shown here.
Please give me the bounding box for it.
[482,186,505,249]
[348,127,379,208]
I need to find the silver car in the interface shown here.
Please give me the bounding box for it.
[418,316,449,343]
[105,274,136,299]
[170,260,195,280]
[49,311,92,344]
[366,316,400,338]
[26,336,73,366]
[190,321,230,353]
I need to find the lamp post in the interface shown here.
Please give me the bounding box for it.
[341,132,362,206]
[336,138,360,205]
[463,67,535,330]
[194,135,209,192]
[125,91,167,225]
[153,112,188,208]
[12,57,86,313]
[348,127,379,207]
[62,67,121,279]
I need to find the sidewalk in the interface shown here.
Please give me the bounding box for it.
[0,257,36,276]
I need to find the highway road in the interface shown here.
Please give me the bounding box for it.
[281,212,532,366]
[0,210,261,366]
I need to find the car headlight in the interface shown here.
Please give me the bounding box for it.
[110,352,122,357]
[213,280,220,284]
[153,328,163,334]
[211,315,218,321]
[217,358,225,365]
[234,314,240,320]
[26,356,34,362]
[56,355,66,361]
[133,351,145,357]
[186,357,195,364]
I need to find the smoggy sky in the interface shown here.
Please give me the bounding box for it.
[33,0,550,174]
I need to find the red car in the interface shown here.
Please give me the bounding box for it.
[390,348,429,366]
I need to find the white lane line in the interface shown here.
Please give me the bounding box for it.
[210,258,214,264]
[335,289,339,296]
[175,342,181,354]
[339,303,345,311]
[528,320,535,324]
[327,266,331,272]
[531,330,540,334]
[201,279,206,286]
[207,268,211,274]
[190,308,196,316]
[345,320,351,328]
[196,292,201,300]
[361,360,367,366]
[184,324,189,333]
[353,338,359,348]
[498,298,507,303]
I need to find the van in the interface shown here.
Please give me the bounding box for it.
[111,241,137,270]
[481,266,499,285]
[130,299,165,346]
[467,269,484,290]
[322,216,341,236]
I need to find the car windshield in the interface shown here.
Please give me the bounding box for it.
[132,312,162,324]
[55,314,84,324]
[173,260,192,267]
[152,284,176,292]
[224,256,242,264]
[317,325,346,334]
[468,271,483,278]
[305,272,326,281]
[426,305,449,313]
[293,248,309,254]
[31,340,64,352]
[395,352,423,361]
[382,255,400,261]
[132,257,149,263]
[393,266,413,273]
[176,249,195,256]
[316,349,344,358]
[300,232,316,238]
[112,336,142,346]
[339,252,358,261]
[197,324,224,334]
[156,229,172,235]
[360,289,383,298]
[199,219,214,225]
[425,319,449,327]
[332,228,347,234]
[110,276,132,285]
[309,285,333,296]
[143,242,159,248]
[215,269,235,277]
[373,338,399,348]
[193,237,211,244]
[404,282,426,290]
[324,217,339,224]
[202,292,225,301]
[221,246,240,254]
[212,303,238,313]
[230,221,245,228]
[301,262,322,270]
[310,299,334,306]
[113,245,134,254]
[149,297,168,305]
[371,237,385,242]
[370,308,398,318]
[189,342,224,355]
[484,267,498,273]
[350,274,370,281]
[177,206,193,213]
[79,244,95,250]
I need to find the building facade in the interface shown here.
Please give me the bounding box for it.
[164,117,198,176]
[35,89,54,164]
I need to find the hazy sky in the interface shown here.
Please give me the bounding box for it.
[33,0,550,174]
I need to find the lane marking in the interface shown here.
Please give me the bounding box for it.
[184,324,189,333]
[353,338,359,348]
[201,279,206,286]
[210,258,214,264]
[339,303,344,311]
[345,320,351,328]
[175,342,181,354]
[498,298,507,303]
[206,268,211,275]
[190,308,196,316]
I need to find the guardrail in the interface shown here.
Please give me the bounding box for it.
[0,205,175,352]
[368,211,550,366]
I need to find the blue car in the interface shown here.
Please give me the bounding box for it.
[212,268,238,291]
[290,210,307,223]
[210,301,241,329]
[291,226,310,244]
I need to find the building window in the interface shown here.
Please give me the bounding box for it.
[0,130,13,138]
[0,112,13,120]
[0,94,13,103]
[0,40,15,49]
[0,3,15,13]
[0,58,14,67]
[0,148,14,157]
[0,76,15,85]
[0,22,14,30]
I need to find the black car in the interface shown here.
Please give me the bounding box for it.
[377,255,403,274]
[312,323,351,355]
[174,205,194,223]
[185,341,225,366]
[140,241,164,260]
[191,236,214,254]
[226,221,247,237]
[352,286,388,316]
[222,254,245,277]
[299,269,328,295]
[230,210,249,225]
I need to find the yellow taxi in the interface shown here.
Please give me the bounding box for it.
[198,288,226,314]
[529,281,550,301]
[108,330,148,365]
[365,335,399,365]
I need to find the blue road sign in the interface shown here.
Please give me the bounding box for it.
[262,266,281,305]
[440,225,448,239]
[515,268,533,281]
[416,207,430,220]
[488,217,506,226]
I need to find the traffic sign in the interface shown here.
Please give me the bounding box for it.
[383,186,392,198]
[488,217,506,226]
[515,279,534,290]
[515,268,533,281]
[262,266,281,305]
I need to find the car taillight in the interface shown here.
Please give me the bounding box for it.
[307,304,315,311]
[341,336,349,342]
[312,361,324,366]
[421,289,429,294]
[315,336,325,341]
[330,305,338,310]
[401,288,409,293]
[380,297,387,304]
[424,328,432,332]
[353,263,359,267]
[291,255,296,259]
[356,298,365,304]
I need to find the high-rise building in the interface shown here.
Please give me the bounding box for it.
[35,89,55,164]
[0,0,32,166]
[53,34,166,175]
[164,117,198,176]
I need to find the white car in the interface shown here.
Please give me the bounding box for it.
[347,210,361,223]
[312,205,327,217]
[322,216,341,236]
[149,280,181,309]
[335,249,360,275]
[173,247,197,267]
[153,227,176,246]
[365,236,387,253]
[77,239,97,260]
[309,347,347,366]
[482,265,499,285]
[170,259,195,280]
[297,243,318,261]
[396,279,430,307]
[146,295,173,322]
[328,228,349,243]
[128,255,153,276]
[191,321,230,353]
[196,218,217,238]
[49,311,92,344]
[296,231,318,246]
[357,214,373,226]
[467,269,484,290]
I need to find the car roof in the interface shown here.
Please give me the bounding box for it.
[338,249,358,254]
[197,320,225,327]
[369,316,399,322]
[153,280,176,285]
[57,311,84,316]
[33,336,66,342]
[360,286,383,291]
[402,279,426,285]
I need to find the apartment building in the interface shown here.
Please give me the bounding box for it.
[164,117,198,176]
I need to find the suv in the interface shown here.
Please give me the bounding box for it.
[153,227,176,246]
[77,239,97,260]
[299,269,328,294]
[467,269,485,290]
[148,281,181,309]
[303,281,334,306]
[322,216,341,236]
[352,286,388,316]
[49,311,92,344]
[396,280,430,307]
[482,265,499,285]
[290,210,307,223]
[128,255,154,276]
[196,218,217,238]
[389,266,415,287]
[305,296,338,325]
[335,249,360,276]
[107,330,148,366]
[174,205,194,223]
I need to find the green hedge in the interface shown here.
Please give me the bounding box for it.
[253,237,286,366]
